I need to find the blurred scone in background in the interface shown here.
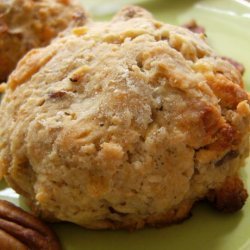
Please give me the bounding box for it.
[0,0,89,82]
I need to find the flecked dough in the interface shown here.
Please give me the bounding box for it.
[0,6,249,229]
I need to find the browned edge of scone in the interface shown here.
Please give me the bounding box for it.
[182,20,245,75]
[207,176,248,213]
[150,176,248,230]
[113,176,248,230]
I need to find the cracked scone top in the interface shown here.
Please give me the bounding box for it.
[0,6,249,229]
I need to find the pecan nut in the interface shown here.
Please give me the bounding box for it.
[182,19,206,34]
[0,200,61,250]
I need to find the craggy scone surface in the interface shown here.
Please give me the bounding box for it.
[0,6,249,229]
[0,0,89,82]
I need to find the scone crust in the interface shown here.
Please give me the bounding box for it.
[0,6,249,229]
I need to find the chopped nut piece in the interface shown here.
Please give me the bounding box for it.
[69,65,90,82]
[49,90,67,99]
[72,26,88,36]
[0,83,7,93]
[182,20,205,34]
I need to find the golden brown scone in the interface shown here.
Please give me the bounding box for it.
[0,0,89,82]
[0,6,249,230]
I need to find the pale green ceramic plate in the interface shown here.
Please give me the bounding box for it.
[0,0,250,249]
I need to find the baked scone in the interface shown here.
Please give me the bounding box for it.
[0,6,249,229]
[0,0,89,82]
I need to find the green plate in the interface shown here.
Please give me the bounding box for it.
[0,0,250,249]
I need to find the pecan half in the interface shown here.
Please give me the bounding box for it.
[0,200,61,250]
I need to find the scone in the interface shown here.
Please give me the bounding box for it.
[0,0,89,82]
[0,6,249,230]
